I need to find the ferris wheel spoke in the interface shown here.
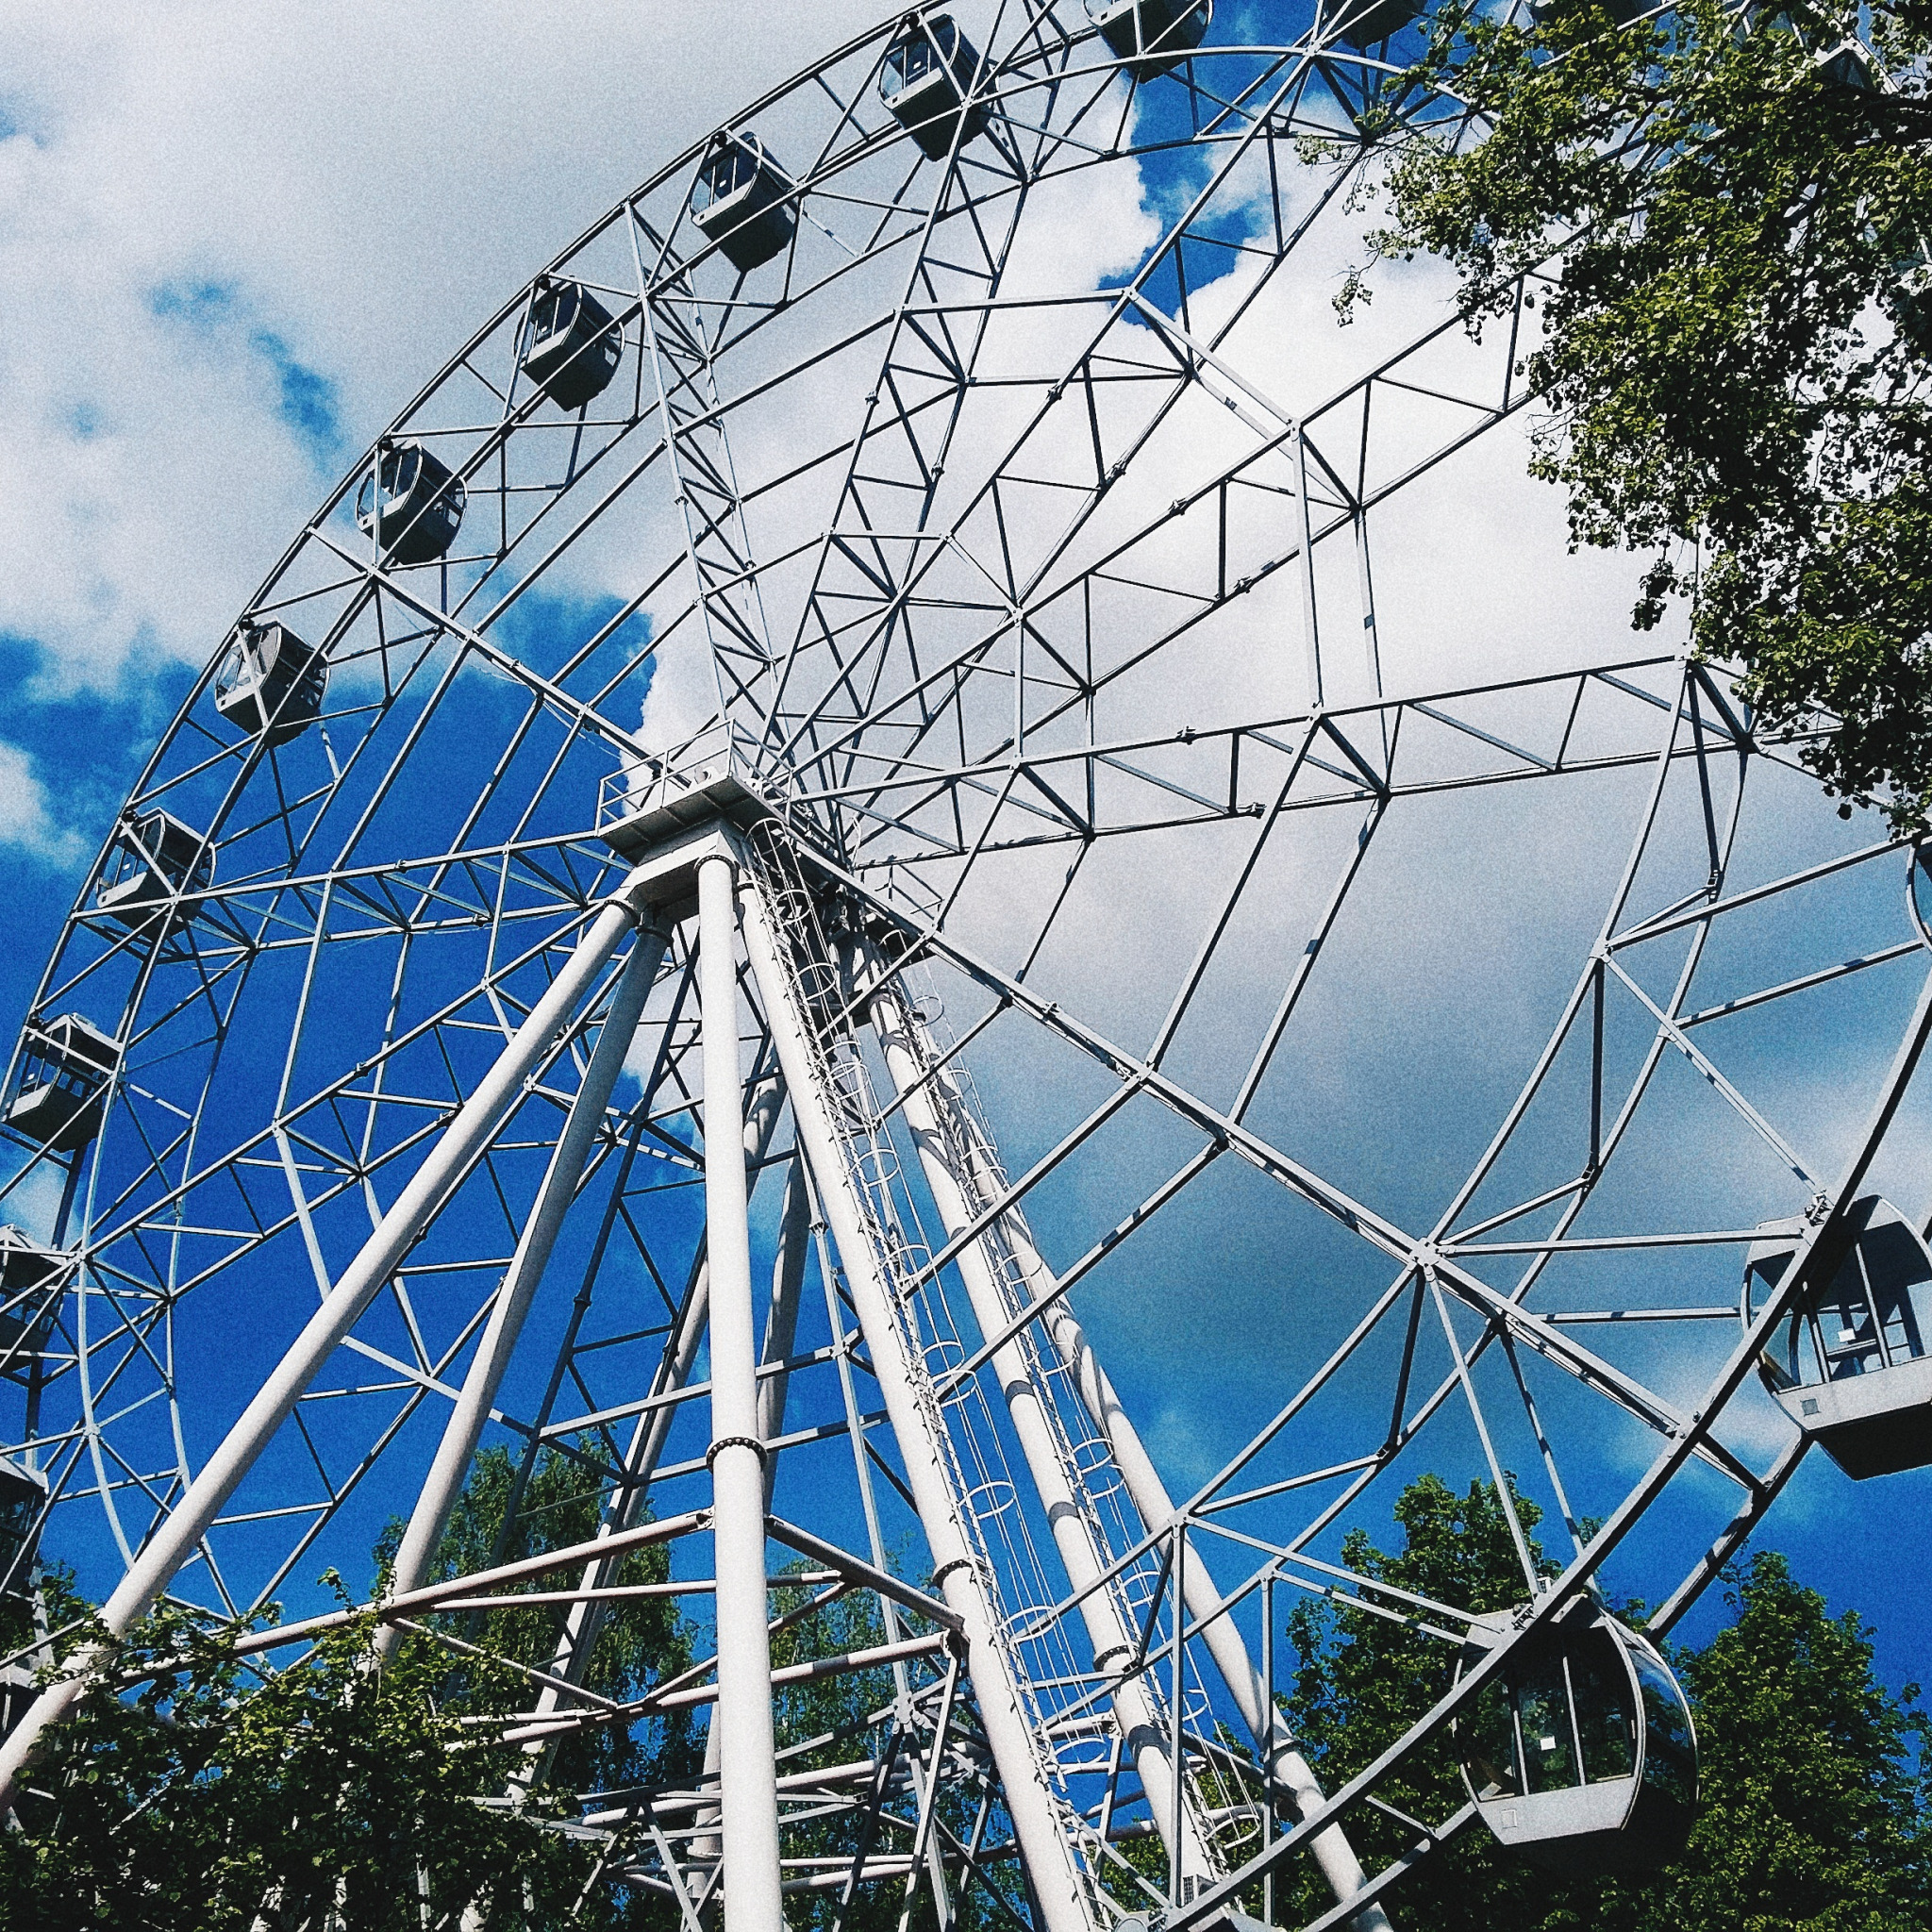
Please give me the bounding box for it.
[7,12,1924,1921]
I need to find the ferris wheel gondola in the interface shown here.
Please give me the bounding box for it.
[0,5,1921,1922]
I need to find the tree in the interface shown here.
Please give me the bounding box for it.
[0,1439,700,1930]
[1276,1473,1590,1931]
[374,1437,699,1806]
[1647,1549,1932,1930]
[0,1593,598,1930]
[1277,1475,1932,1930]
[1356,0,1932,824]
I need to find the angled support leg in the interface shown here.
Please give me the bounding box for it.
[887,988,1394,1932]
[376,909,672,1654]
[0,886,651,1813]
[869,974,1220,1897]
[738,867,1098,1932]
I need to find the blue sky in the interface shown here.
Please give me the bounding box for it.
[0,0,1926,1737]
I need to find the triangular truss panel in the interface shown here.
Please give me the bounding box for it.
[0,7,1924,1929]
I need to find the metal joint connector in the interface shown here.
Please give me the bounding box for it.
[706,1434,768,1468]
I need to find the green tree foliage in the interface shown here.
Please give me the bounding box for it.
[0,1440,699,1929]
[1276,1473,1572,1931]
[1358,0,1932,823]
[375,1438,698,1800]
[0,1597,597,1929]
[1278,1475,1932,1930]
[1647,1550,1932,1930]
[762,1561,1017,1932]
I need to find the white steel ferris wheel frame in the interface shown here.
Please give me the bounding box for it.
[0,3,1924,1927]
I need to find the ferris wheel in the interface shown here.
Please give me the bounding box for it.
[0,1,1927,1924]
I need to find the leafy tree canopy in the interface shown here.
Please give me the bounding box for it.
[0,1440,697,1930]
[1357,0,1932,824]
[0,1591,597,1930]
[1280,1474,1932,1930]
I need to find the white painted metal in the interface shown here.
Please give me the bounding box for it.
[699,853,787,1932]
[737,864,1100,1932]
[513,1065,791,1770]
[936,1041,1392,1930]
[376,912,671,1657]
[693,1148,814,1866]
[3,9,1905,1919]
[0,885,649,1814]
[869,974,1221,1899]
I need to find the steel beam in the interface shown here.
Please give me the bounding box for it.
[888,994,1392,1932]
[694,1148,813,1861]
[511,1064,791,1771]
[699,853,787,1932]
[869,974,1220,1898]
[0,885,650,1812]
[375,911,671,1657]
[737,865,1098,1932]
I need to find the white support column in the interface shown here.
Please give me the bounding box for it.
[698,853,786,1932]
[513,1070,790,1764]
[930,1046,1392,1932]
[0,889,647,1813]
[377,913,671,1657]
[870,979,1218,1897]
[738,872,1097,1932]
[694,1149,812,1863]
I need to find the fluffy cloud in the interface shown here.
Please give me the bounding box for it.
[0,0,886,692]
[0,740,84,867]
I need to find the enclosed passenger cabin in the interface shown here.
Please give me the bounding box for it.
[214,621,326,746]
[1458,1602,1696,1873]
[519,277,624,411]
[355,440,466,565]
[0,1454,47,1594]
[691,133,795,273]
[1088,0,1211,76]
[5,1016,119,1155]
[1331,0,1421,48]
[880,13,989,159]
[0,1228,59,1383]
[96,808,213,938]
[1743,1196,1932,1478]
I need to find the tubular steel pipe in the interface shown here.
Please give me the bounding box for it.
[0,887,647,1814]
[510,1066,791,1782]
[869,976,1219,1898]
[894,994,1393,1932]
[698,853,786,1932]
[737,869,1098,1932]
[375,912,671,1658]
[694,1150,813,1862]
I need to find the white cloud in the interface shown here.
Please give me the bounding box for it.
[0,0,887,692]
[0,740,85,867]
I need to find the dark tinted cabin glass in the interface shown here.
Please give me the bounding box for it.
[1514,1657,1580,1795]
[1569,1629,1636,1783]
[1860,1219,1930,1363]
[1635,1654,1695,1802]
[539,284,577,341]
[1818,1242,1880,1378]
[1461,1676,1521,1799]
